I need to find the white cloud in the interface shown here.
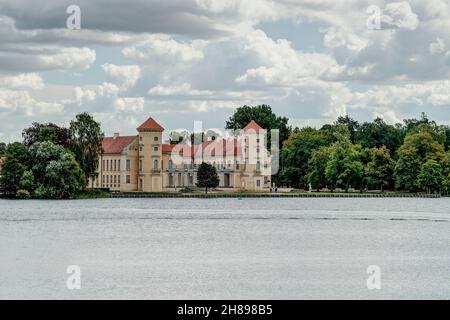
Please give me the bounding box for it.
[122,35,205,64]
[102,64,141,92]
[0,73,44,90]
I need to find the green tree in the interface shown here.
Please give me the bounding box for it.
[20,170,35,193]
[279,127,329,188]
[22,122,71,148]
[365,146,395,191]
[356,118,404,156]
[0,142,31,197]
[417,160,443,194]
[307,146,331,191]
[30,141,84,199]
[0,158,26,197]
[0,142,6,156]
[196,162,220,194]
[335,115,359,143]
[225,104,291,147]
[395,130,445,191]
[69,113,104,187]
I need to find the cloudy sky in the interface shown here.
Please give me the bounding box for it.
[1,0,450,141]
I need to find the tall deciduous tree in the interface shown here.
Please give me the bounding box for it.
[365,146,395,191]
[356,118,404,156]
[335,115,360,143]
[395,130,445,191]
[69,113,104,187]
[196,162,219,194]
[30,141,84,199]
[279,127,329,188]
[22,122,71,148]
[417,160,443,194]
[307,146,331,192]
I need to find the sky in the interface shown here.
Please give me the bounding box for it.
[1,0,450,141]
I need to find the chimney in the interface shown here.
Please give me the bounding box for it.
[113,132,120,139]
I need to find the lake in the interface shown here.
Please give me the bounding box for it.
[0,197,449,299]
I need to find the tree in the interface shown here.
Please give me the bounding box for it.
[69,113,104,187]
[366,146,395,191]
[22,122,71,148]
[395,130,445,191]
[0,142,6,157]
[225,104,291,147]
[335,115,360,143]
[196,162,219,194]
[0,142,31,197]
[356,118,404,156]
[307,146,331,191]
[30,141,84,199]
[417,160,443,194]
[0,158,26,197]
[279,127,329,188]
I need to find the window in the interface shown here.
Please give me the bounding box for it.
[236,161,240,170]
[103,160,105,170]
[139,136,143,141]
[118,160,121,171]
[140,145,143,152]
[118,175,121,187]
[126,175,130,184]
[139,160,143,172]
[256,161,261,170]
[153,159,159,170]
[256,138,260,143]
[154,136,158,141]
[256,180,261,187]
[126,159,131,171]
[114,160,117,171]
[153,146,158,152]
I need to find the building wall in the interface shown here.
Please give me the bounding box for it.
[90,125,272,192]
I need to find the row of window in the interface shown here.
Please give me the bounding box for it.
[101,174,132,188]
[103,159,132,172]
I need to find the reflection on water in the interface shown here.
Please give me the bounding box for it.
[0,198,449,299]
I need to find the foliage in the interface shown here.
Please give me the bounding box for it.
[335,115,360,143]
[279,127,329,188]
[356,118,404,156]
[395,130,445,191]
[69,112,104,186]
[307,146,331,191]
[0,158,27,197]
[22,122,71,148]
[225,104,291,147]
[196,162,220,194]
[417,160,443,194]
[16,189,31,199]
[365,146,395,191]
[29,141,84,199]
[0,142,6,156]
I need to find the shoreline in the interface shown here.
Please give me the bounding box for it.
[110,192,442,199]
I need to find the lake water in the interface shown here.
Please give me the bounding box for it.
[0,197,449,299]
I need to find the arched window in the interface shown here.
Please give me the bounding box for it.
[168,160,173,170]
[153,159,159,170]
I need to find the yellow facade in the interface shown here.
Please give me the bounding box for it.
[89,117,272,192]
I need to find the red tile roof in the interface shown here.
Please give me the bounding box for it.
[163,138,242,157]
[102,136,136,154]
[137,117,164,132]
[243,120,264,133]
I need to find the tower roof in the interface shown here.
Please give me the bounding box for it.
[243,120,264,133]
[137,117,164,132]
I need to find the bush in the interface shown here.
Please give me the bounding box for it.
[16,189,31,199]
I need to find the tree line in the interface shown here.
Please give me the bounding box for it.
[225,106,450,194]
[0,113,103,199]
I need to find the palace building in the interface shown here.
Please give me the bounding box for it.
[89,117,272,192]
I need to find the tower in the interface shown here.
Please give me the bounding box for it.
[136,117,164,192]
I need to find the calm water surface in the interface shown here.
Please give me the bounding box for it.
[0,198,449,299]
